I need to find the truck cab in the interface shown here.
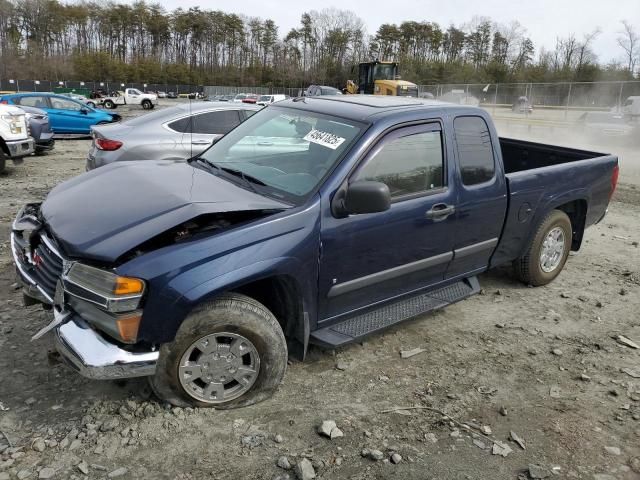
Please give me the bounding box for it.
[0,103,35,172]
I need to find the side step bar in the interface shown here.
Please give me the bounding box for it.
[310,277,480,348]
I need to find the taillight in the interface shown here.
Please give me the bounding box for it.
[0,100,7,104]
[609,163,619,201]
[96,138,123,151]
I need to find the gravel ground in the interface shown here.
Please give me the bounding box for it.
[0,105,639,480]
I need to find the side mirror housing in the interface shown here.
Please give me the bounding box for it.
[342,180,391,215]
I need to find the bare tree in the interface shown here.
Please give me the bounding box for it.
[617,20,639,74]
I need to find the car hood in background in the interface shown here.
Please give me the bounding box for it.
[41,161,289,263]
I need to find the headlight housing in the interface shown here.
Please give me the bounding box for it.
[63,263,145,313]
[0,114,25,134]
[62,263,146,343]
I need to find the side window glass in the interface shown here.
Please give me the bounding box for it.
[167,117,191,133]
[16,96,47,108]
[192,110,241,134]
[50,98,82,111]
[454,116,495,185]
[355,129,444,198]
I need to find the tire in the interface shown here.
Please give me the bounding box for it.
[149,293,288,409]
[141,99,152,110]
[86,102,96,108]
[0,149,6,174]
[513,209,572,286]
[103,100,114,109]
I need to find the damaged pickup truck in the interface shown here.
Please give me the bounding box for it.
[12,96,619,408]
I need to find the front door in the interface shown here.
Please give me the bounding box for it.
[180,109,242,156]
[47,97,91,133]
[318,122,457,322]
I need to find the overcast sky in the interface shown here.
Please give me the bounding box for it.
[150,0,638,63]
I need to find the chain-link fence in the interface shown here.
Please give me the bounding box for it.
[0,79,201,94]
[2,79,638,117]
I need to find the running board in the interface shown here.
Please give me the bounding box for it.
[310,277,480,348]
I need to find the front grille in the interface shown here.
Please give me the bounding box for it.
[31,236,64,300]
[12,230,64,302]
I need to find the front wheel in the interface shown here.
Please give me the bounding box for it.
[149,293,288,408]
[141,99,152,110]
[513,209,572,286]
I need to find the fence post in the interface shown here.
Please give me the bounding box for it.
[617,81,624,112]
[565,82,572,120]
[493,83,498,115]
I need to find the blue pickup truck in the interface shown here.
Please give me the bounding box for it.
[11,96,619,408]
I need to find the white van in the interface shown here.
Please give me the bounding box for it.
[257,94,287,106]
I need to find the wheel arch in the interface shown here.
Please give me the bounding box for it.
[554,198,588,251]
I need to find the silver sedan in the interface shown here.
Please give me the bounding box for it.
[86,102,261,170]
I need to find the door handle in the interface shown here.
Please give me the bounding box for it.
[426,203,456,221]
[191,140,210,145]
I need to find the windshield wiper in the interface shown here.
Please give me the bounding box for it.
[219,166,267,190]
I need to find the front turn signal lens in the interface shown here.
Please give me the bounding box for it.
[114,276,145,295]
[116,313,142,343]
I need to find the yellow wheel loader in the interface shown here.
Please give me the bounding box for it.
[345,61,418,97]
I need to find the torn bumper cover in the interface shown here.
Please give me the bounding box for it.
[11,204,158,380]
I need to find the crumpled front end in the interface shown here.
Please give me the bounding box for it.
[11,203,158,380]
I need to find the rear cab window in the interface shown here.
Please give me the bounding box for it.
[453,116,495,186]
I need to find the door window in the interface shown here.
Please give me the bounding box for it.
[454,116,495,185]
[14,96,48,108]
[50,97,83,111]
[192,110,241,134]
[354,128,444,198]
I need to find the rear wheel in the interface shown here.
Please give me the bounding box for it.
[513,209,572,286]
[86,101,96,108]
[141,99,152,110]
[103,100,114,109]
[149,293,288,408]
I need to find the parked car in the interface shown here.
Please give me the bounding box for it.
[242,94,260,104]
[232,93,248,103]
[157,91,167,98]
[512,96,533,113]
[304,85,342,96]
[86,102,260,170]
[0,103,34,172]
[0,93,120,134]
[256,94,287,106]
[577,111,637,143]
[17,105,55,153]
[11,96,618,409]
[96,88,158,110]
[621,96,640,119]
[167,92,178,99]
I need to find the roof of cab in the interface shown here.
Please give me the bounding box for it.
[275,95,461,123]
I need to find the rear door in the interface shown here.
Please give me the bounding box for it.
[179,110,243,156]
[318,122,457,321]
[446,115,508,278]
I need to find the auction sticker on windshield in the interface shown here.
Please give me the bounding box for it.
[304,129,346,150]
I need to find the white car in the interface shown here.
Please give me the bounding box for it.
[257,94,287,106]
[0,103,35,172]
[232,93,248,103]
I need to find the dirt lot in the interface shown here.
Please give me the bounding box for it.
[0,105,639,480]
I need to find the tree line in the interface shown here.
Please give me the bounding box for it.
[0,0,638,87]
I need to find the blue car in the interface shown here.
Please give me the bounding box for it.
[0,93,119,134]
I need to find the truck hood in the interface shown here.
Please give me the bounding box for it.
[41,161,290,263]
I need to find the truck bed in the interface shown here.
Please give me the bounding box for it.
[499,137,606,173]
[491,137,618,268]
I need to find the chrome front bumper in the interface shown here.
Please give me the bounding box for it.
[54,315,158,380]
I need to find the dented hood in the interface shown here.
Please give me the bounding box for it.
[41,160,289,263]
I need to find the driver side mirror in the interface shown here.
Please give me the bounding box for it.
[337,180,391,216]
